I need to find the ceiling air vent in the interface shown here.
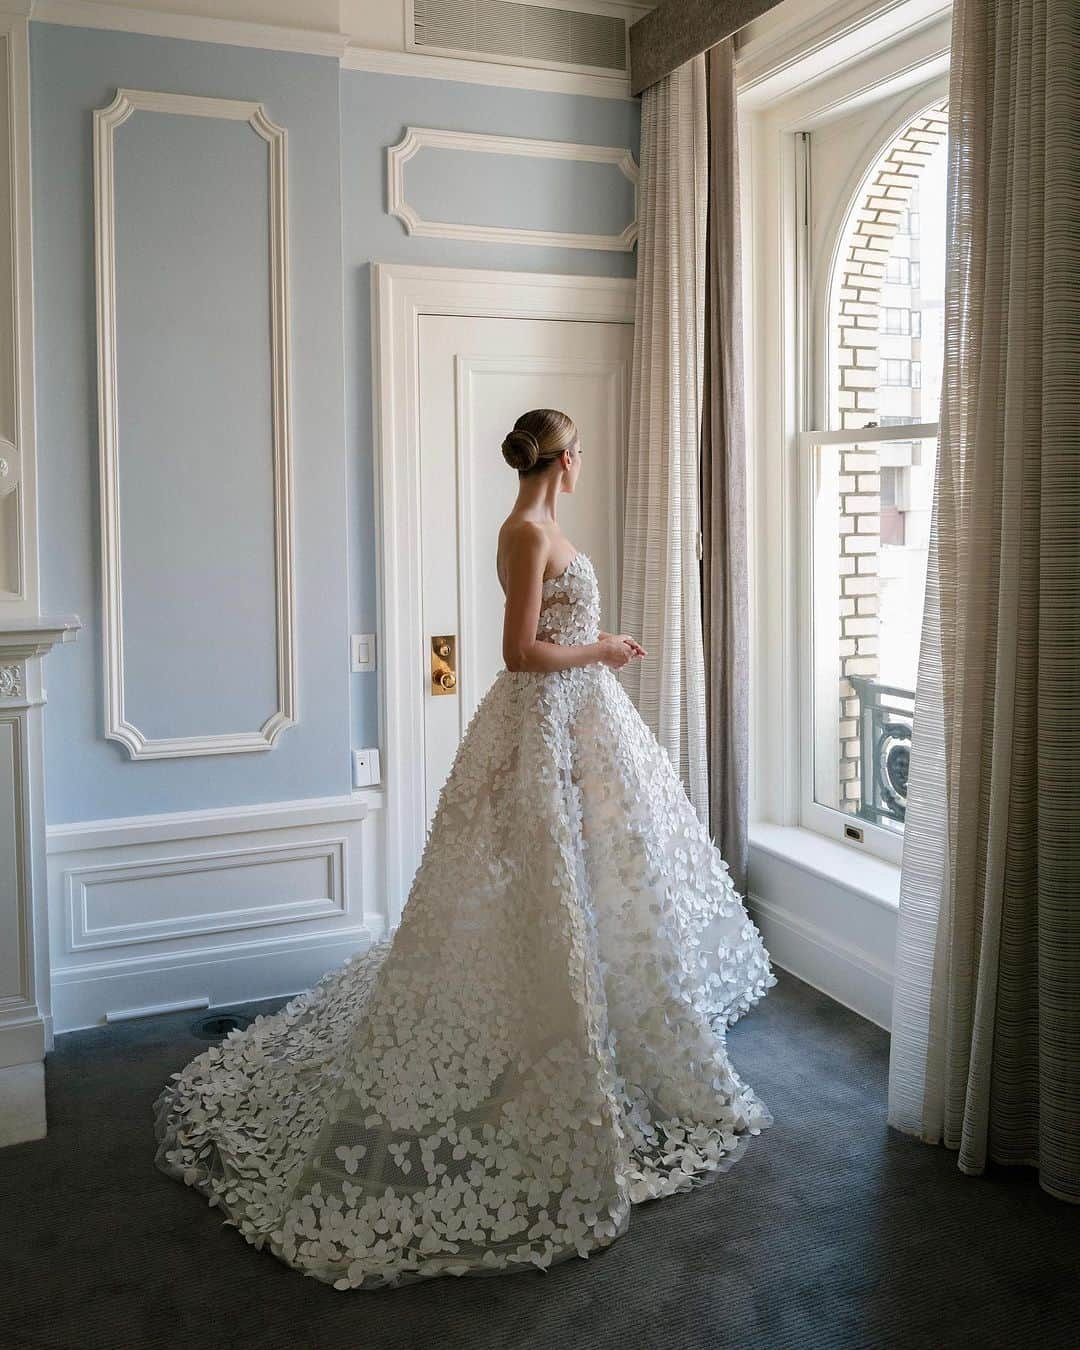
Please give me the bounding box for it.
[412,0,628,74]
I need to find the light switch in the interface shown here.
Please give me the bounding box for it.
[351,633,376,673]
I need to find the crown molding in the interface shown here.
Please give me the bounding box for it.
[343,43,634,99]
[29,1,642,96]
[31,1,350,59]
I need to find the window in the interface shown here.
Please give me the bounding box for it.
[803,100,948,851]
[886,256,910,284]
[882,358,914,385]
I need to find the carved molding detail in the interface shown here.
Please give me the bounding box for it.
[0,662,23,698]
[93,88,297,760]
[387,125,639,253]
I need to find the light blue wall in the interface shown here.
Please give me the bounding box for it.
[30,23,639,824]
[32,25,350,823]
[339,71,639,749]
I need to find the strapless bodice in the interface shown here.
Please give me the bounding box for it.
[536,552,601,646]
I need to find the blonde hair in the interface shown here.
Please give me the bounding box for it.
[501,408,578,475]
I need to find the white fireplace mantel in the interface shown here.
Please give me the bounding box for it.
[0,614,81,1147]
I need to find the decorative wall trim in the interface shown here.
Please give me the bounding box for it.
[46,792,385,1031]
[0,662,23,698]
[343,42,633,98]
[66,838,346,952]
[31,0,641,98]
[45,789,384,853]
[33,1,351,59]
[387,126,639,252]
[0,17,39,613]
[50,925,375,1035]
[93,88,297,760]
[372,263,635,928]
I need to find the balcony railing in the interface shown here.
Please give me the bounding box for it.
[848,676,915,827]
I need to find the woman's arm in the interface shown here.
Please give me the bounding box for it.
[501,526,642,673]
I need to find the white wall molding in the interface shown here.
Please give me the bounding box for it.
[32,1,351,58]
[343,43,633,98]
[30,0,644,98]
[46,789,384,852]
[372,263,635,927]
[46,793,385,1031]
[66,837,347,952]
[0,17,39,612]
[387,126,638,252]
[93,87,297,760]
[50,923,375,1034]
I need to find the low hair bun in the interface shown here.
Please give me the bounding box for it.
[502,427,540,472]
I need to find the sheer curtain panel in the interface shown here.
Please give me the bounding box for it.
[887,0,1080,1204]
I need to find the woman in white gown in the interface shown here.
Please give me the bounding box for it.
[153,408,777,1291]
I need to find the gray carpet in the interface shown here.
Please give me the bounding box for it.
[2,970,1076,1350]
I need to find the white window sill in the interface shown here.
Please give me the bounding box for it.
[748,822,901,912]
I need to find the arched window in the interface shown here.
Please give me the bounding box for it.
[807,102,948,836]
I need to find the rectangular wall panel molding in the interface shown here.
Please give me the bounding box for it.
[387,125,638,252]
[93,87,297,760]
[46,793,385,1031]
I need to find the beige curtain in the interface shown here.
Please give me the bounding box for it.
[620,54,710,822]
[700,37,749,895]
[887,0,1080,1203]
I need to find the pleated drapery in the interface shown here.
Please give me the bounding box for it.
[887,0,1080,1203]
[620,54,710,823]
[700,38,749,896]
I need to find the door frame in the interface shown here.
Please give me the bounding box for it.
[371,262,636,927]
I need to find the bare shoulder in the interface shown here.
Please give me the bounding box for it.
[497,520,550,587]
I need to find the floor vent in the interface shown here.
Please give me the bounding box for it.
[413,0,628,73]
[191,1011,252,1040]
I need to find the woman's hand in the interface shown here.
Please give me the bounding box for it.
[597,633,647,669]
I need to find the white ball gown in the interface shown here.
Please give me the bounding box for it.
[153,550,777,1290]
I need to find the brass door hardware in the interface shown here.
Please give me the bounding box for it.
[431,635,458,695]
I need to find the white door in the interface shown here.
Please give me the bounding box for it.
[417,313,633,826]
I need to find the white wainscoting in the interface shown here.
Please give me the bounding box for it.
[45,792,385,1033]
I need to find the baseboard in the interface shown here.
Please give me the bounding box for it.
[0,1012,46,1069]
[0,1061,46,1147]
[747,890,894,1031]
[51,924,375,1033]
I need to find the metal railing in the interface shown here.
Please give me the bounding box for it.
[847,676,915,826]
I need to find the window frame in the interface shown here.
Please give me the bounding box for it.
[740,21,950,870]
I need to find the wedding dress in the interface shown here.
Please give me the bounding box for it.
[153,550,777,1290]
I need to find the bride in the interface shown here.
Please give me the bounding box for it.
[154,407,777,1291]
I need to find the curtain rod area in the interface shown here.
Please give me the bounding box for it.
[629,0,787,96]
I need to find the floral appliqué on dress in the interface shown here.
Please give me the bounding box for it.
[153,551,777,1290]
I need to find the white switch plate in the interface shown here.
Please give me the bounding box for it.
[352,748,381,788]
[351,633,377,673]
